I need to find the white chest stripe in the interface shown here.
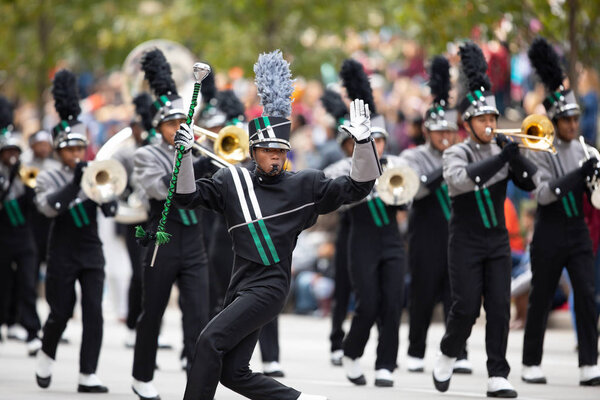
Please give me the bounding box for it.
[240,167,263,219]
[228,165,252,223]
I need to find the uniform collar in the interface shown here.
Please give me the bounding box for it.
[159,140,175,153]
[465,137,492,151]
[425,142,443,156]
[253,167,284,184]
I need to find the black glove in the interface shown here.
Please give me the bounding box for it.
[498,141,520,162]
[465,155,506,186]
[495,133,511,148]
[73,161,88,186]
[422,167,444,190]
[100,200,118,217]
[580,157,598,181]
[47,183,80,214]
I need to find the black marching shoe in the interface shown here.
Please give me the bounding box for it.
[78,374,108,393]
[374,369,394,387]
[580,366,600,386]
[36,375,51,389]
[78,384,109,393]
[343,356,366,386]
[432,352,455,393]
[486,377,517,398]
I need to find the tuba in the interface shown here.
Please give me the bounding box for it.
[375,164,420,206]
[490,114,556,154]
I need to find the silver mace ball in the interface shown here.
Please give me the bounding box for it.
[193,62,211,83]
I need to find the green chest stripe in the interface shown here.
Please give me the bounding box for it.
[257,219,280,263]
[482,188,498,227]
[69,203,90,228]
[248,222,270,265]
[178,209,191,226]
[9,200,26,226]
[77,203,90,226]
[561,191,579,218]
[188,210,198,225]
[366,199,383,227]
[69,207,83,228]
[435,188,451,221]
[568,191,578,217]
[474,189,491,229]
[374,197,391,225]
[4,200,18,226]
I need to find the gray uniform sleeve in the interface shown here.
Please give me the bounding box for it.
[398,149,429,200]
[176,151,196,194]
[443,144,475,195]
[350,140,382,182]
[34,171,60,218]
[133,147,169,200]
[530,150,559,205]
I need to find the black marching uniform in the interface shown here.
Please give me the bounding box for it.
[522,37,600,385]
[433,42,536,398]
[0,124,41,349]
[174,50,381,400]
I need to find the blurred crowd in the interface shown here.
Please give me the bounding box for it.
[6,33,600,329]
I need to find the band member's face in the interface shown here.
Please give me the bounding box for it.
[374,137,386,157]
[32,141,53,159]
[466,114,497,144]
[0,148,21,167]
[58,146,86,169]
[555,115,580,142]
[158,118,187,146]
[254,147,287,175]
[429,130,456,152]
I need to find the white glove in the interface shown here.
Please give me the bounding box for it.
[174,123,194,152]
[340,99,371,142]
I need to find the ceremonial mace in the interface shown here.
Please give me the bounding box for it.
[142,62,211,267]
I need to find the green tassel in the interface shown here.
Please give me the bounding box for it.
[155,231,172,245]
[135,225,147,238]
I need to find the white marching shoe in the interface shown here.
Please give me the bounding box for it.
[342,356,366,385]
[27,337,42,357]
[432,352,456,392]
[330,349,344,366]
[453,358,473,374]
[579,365,600,386]
[35,350,54,389]
[7,324,28,341]
[407,356,425,372]
[521,365,546,384]
[132,379,160,400]
[297,394,328,400]
[374,368,394,387]
[263,361,285,377]
[487,377,517,398]
[78,373,108,393]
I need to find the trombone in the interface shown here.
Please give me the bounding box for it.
[192,124,249,168]
[489,114,556,154]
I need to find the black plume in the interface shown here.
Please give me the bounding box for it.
[458,42,491,92]
[141,49,178,97]
[528,37,564,92]
[216,90,245,121]
[320,89,348,122]
[340,59,376,114]
[0,96,13,130]
[201,67,217,104]
[52,69,81,121]
[133,93,154,131]
[429,56,451,104]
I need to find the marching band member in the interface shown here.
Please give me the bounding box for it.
[400,55,471,374]
[174,50,380,400]
[34,69,116,393]
[432,42,536,398]
[0,96,42,357]
[196,68,287,377]
[319,89,354,367]
[521,37,600,386]
[325,59,405,388]
[131,49,210,400]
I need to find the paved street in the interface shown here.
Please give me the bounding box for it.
[1,305,598,400]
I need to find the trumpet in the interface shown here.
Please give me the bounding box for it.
[375,164,420,206]
[489,114,556,154]
[81,159,128,204]
[19,166,39,188]
[579,136,600,209]
[192,124,249,167]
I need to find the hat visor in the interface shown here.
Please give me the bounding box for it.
[251,140,291,151]
[159,112,187,125]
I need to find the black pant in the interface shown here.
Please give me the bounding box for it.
[330,214,351,352]
[343,232,404,371]
[132,233,209,382]
[523,217,598,367]
[441,229,511,378]
[124,224,146,330]
[259,317,280,362]
[184,259,300,400]
[42,264,105,373]
[0,240,41,340]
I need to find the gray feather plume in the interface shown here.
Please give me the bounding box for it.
[254,50,294,118]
